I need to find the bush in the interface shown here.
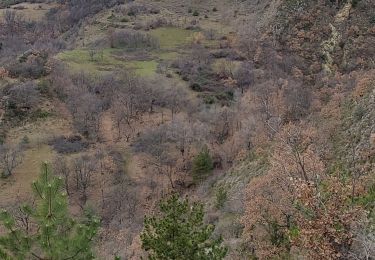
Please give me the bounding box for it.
[141,194,228,260]
[127,10,136,16]
[4,82,40,121]
[21,135,30,146]
[0,132,6,145]
[0,0,24,8]
[216,91,234,102]
[37,79,53,97]
[30,109,51,120]
[126,4,148,16]
[8,51,49,79]
[141,194,227,259]
[107,13,115,20]
[49,135,88,154]
[189,82,202,92]
[351,0,361,8]
[192,146,214,181]
[215,186,228,209]
[285,0,308,12]
[7,60,48,79]
[146,17,170,29]
[120,17,129,22]
[193,10,199,16]
[353,105,365,121]
[203,95,216,105]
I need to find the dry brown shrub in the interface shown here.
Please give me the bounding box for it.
[352,70,375,99]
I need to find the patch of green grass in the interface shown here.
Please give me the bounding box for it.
[57,27,193,76]
[150,27,193,49]
[127,60,158,76]
[31,109,52,120]
[57,48,160,76]
[155,51,179,60]
[57,49,120,66]
[56,48,128,74]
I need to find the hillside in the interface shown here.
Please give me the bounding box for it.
[0,0,374,259]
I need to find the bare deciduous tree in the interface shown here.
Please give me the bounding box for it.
[6,82,40,111]
[133,125,179,188]
[73,155,97,206]
[0,143,24,178]
[3,10,22,37]
[234,62,255,94]
[162,85,189,119]
[53,155,71,195]
[166,119,194,158]
[111,97,135,142]
[69,92,103,140]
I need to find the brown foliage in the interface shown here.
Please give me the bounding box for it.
[242,121,366,259]
[242,122,324,258]
[291,177,362,259]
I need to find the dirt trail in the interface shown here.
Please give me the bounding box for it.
[100,112,116,143]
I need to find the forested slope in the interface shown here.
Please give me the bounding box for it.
[0,0,374,259]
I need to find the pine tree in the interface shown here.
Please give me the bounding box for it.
[192,146,213,181]
[141,194,227,260]
[0,163,99,260]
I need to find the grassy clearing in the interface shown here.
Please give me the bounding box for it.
[128,60,158,76]
[0,117,71,205]
[57,23,195,76]
[57,48,128,74]
[7,116,72,146]
[57,48,162,76]
[57,49,125,68]
[155,51,179,60]
[150,27,194,49]
[0,145,55,205]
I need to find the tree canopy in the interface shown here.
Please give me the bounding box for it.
[0,163,99,260]
[141,194,227,260]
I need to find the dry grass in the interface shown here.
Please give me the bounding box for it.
[0,112,72,207]
[0,1,246,257]
[0,145,56,206]
[0,3,58,22]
